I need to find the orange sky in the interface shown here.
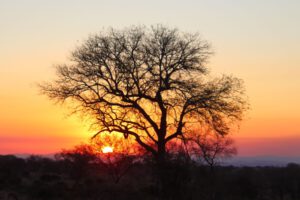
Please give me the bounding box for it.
[1,1,300,156]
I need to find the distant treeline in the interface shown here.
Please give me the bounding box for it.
[1,152,300,200]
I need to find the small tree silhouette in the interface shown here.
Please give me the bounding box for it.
[92,133,138,184]
[55,144,100,180]
[186,129,237,170]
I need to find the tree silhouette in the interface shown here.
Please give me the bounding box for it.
[92,133,138,184]
[55,144,100,180]
[40,25,247,164]
[186,129,237,170]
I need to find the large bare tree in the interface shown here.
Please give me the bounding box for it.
[40,25,247,163]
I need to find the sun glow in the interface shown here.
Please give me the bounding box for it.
[102,146,113,153]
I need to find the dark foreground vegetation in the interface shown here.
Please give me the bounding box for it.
[1,152,300,200]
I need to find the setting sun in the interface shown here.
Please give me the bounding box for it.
[102,146,113,154]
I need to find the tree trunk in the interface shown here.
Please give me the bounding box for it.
[154,141,188,200]
[153,141,168,199]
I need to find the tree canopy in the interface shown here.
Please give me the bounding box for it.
[40,25,247,160]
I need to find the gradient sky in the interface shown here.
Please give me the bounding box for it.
[1,0,300,156]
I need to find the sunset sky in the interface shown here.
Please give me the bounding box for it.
[1,0,299,156]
